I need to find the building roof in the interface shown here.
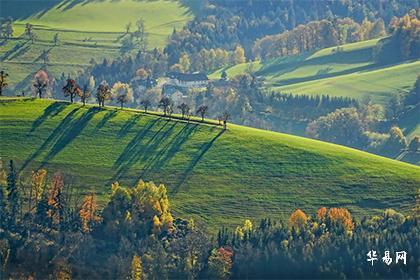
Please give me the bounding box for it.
[167,72,208,82]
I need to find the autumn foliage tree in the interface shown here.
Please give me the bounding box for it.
[6,160,19,224]
[207,247,233,280]
[328,207,354,232]
[62,78,82,103]
[131,255,143,280]
[288,209,308,231]
[47,174,65,227]
[29,169,47,213]
[33,70,49,98]
[96,82,112,107]
[316,206,328,221]
[79,194,101,233]
[111,82,133,109]
[102,180,174,238]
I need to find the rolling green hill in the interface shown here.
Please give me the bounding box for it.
[211,38,419,104]
[0,0,193,92]
[1,98,419,230]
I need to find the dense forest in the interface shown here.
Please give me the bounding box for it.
[165,0,419,65]
[0,161,418,279]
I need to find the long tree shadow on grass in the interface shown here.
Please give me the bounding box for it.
[111,118,203,183]
[173,129,225,192]
[29,101,69,133]
[20,106,101,171]
[112,119,182,182]
[94,109,118,132]
[110,117,166,181]
[40,107,101,165]
[117,114,142,138]
[20,107,80,171]
[138,123,199,179]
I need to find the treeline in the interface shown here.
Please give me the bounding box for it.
[88,49,168,88]
[201,73,358,132]
[0,162,418,279]
[253,17,386,60]
[375,11,420,64]
[307,76,420,158]
[225,206,419,279]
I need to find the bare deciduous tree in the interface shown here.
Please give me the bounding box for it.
[158,97,173,116]
[177,103,190,119]
[196,105,208,122]
[140,99,151,113]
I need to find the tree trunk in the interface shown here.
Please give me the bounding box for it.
[70,94,73,103]
[38,89,42,98]
[83,98,86,106]
[120,101,123,109]
[0,87,2,96]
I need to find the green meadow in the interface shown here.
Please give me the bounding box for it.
[1,0,193,91]
[1,98,419,230]
[212,38,419,104]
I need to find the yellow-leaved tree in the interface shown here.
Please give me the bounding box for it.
[79,194,101,233]
[29,169,47,213]
[131,255,143,280]
[235,219,253,240]
[47,173,64,226]
[103,180,174,236]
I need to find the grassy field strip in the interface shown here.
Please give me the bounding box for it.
[1,98,418,230]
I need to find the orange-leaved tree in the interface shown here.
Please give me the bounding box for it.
[328,207,354,232]
[288,209,308,231]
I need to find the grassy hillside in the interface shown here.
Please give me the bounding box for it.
[1,98,419,230]
[0,0,193,91]
[212,38,419,104]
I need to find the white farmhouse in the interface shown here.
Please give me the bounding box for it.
[166,72,209,88]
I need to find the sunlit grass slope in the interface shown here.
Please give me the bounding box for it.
[212,38,419,104]
[1,99,419,229]
[0,0,193,91]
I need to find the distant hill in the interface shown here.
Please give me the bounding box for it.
[1,98,418,230]
[0,0,193,91]
[211,38,419,104]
